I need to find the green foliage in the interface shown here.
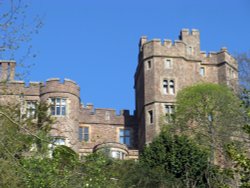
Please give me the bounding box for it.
[140,132,217,187]
[227,144,250,188]
[174,83,245,163]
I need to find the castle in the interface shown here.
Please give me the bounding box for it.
[0,29,238,159]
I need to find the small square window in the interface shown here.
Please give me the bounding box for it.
[165,59,172,69]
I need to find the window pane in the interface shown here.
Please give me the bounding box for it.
[61,99,66,105]
[61,106,66,115]
[119,137,124,144]
[54,138,65,145]
[119,129,124,136]
[84,134,89,142]
[51,106,55,115]
[125,129,130,136]
[56,106,60,115]
[84,127,89,134]
[56,98,61,105]
[79,127,83,141]
[200,67,205,76]
[51,98,55,104]
[125,137,130,146]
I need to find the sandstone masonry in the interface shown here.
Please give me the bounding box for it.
[0,29,238,159]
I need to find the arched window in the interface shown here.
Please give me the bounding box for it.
[163,80,168,94]
[169,80,175,94]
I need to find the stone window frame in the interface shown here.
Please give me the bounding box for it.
[145,59,152,70]
[118,127,132,147]
[162,79,176,95]
[79,125,91,142]
[187,45,194,55]
[26,100,37,118]
[200,67,205,77]
[148,110,154,124]
[164,103,175,123]
[49,97,67,116]
[164,58,173,69]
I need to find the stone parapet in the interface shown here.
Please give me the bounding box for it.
[40,78,80,97]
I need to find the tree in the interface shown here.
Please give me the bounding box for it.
[0,0,42,78]
[237,52,250,91]
[0,101,53,187]
[174,83,245,164]
[138,131,229,188]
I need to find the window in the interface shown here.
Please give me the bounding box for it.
[50,98,66,116]
[53,137,65,146]
[187,46,193,55]
[79,127,89,142]
[111,150,126,159]
[163,80,168,94]
[148,110,153,124]
[119,129,131,146]
[164,59,172,69]
[169,80,175,94]
[147,60,151,69]
[165,105,175,122]
[200,67,205,76]
[163,80,175,95]
[26,101,36,118]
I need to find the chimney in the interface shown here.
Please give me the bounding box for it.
[0,60,16,81]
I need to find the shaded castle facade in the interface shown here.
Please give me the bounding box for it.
[0,29,238,159]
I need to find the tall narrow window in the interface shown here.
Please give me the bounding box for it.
[165,105,175,122]
[200,67,205,76]
[147,60,151,69]
[169,80,175,94]
[148,110,153,124]
[165,59,172,69]
[26,101,36,118]
[187,46,193,55]
[119,129,131,146]
[79,127,89,142]
[83,127,89,142]
[163,80,168,94]
[50,98,67,116]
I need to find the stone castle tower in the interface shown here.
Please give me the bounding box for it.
[0,29,238,158]
[135,29,238,150]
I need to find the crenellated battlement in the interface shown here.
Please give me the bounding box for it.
[0,80,40,96]
[40,78,80,97]
[200,48,237,68]
[79,103,136,126]
[139,29,201,60]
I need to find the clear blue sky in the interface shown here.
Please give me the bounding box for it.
[17,0,250,112]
